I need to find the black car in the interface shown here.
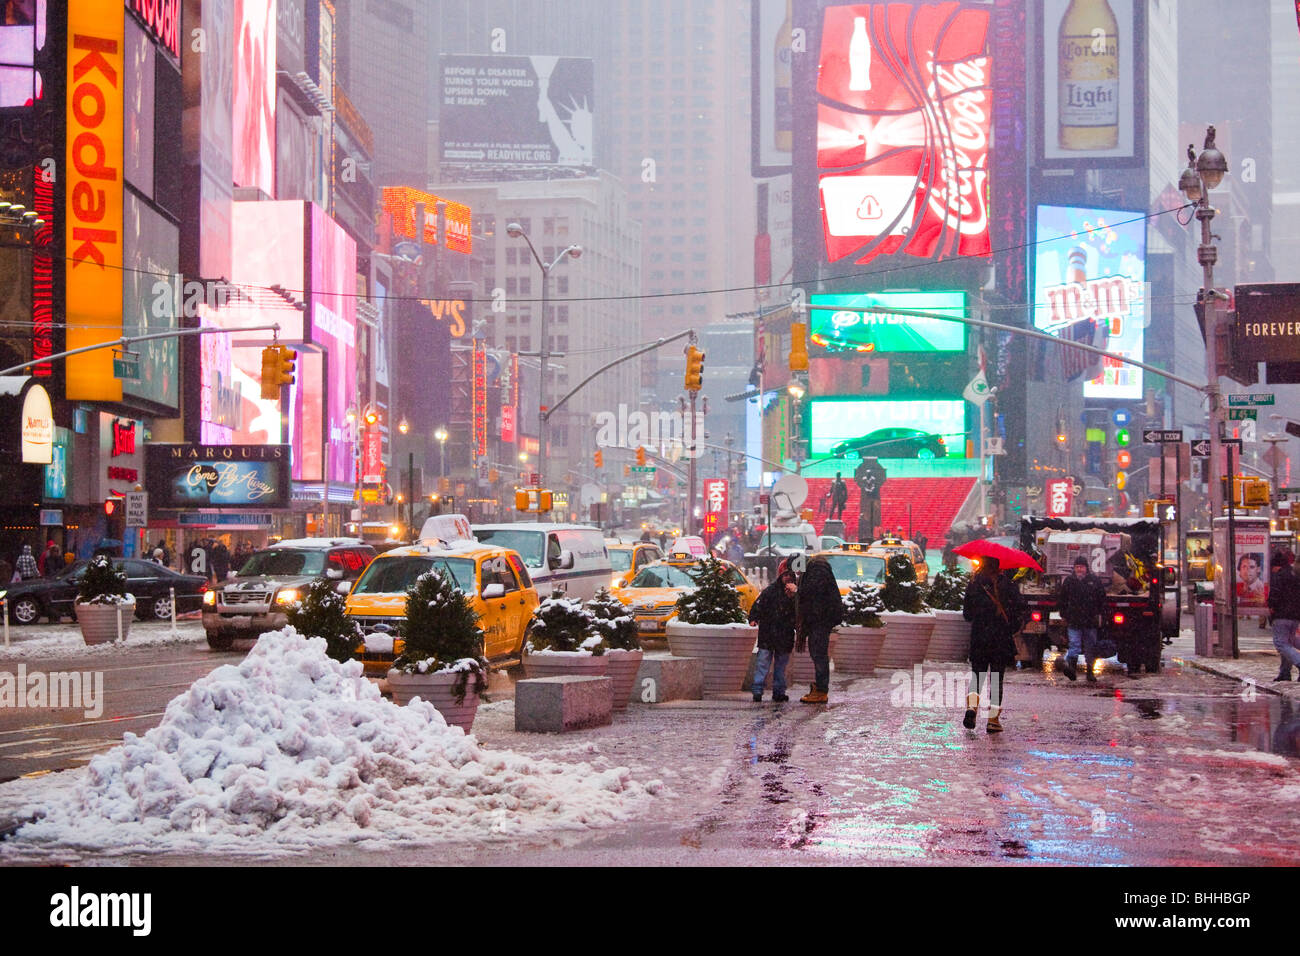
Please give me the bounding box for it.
[1,559,210,625]
[830,427,948,460]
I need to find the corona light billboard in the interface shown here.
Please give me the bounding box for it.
[66,0,125,401]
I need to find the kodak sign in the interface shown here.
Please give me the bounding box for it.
[66,1,125,401]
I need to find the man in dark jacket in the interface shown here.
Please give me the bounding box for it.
[1057,556,1106,683]
[796,556,845,703]
[962,556,1027,733]
[749,564,798,702]
[1268,551,1300,681]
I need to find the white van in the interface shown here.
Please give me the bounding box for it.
[471,523,612,601]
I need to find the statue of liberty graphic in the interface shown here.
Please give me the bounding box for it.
[530,56,593,167]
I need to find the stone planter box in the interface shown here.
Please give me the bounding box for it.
[787,632,838,684]
[877,611,936,668]
[831,625,886,675]
[523,651,609,681]
[75,599,136,645]
[386,669,482,732]
[665,622,757,694]
[602,648,644,711]
[926,609,972,662]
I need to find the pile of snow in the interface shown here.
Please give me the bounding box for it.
[0,624,205,660]
[8,628,657,855]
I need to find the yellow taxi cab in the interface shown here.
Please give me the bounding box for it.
[612,554,758,638]
[345,537,539,676]
[809,544,889,596]
[607,540,665,589]
[865,536,929,584]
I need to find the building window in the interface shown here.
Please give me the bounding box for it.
[519,276,531,295]
[557,335,569,351]
[557,305,569,323]
[555,276,568,294]
[520,336,531,351]
[506,277,517,295]
[506,336,517,351]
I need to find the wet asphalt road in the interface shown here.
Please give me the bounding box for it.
[2,628,1299,865]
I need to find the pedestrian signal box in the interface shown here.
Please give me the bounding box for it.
[515,488,554,513]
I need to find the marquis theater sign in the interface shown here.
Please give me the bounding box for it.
[145,444,292,509]
[816,2,991,266]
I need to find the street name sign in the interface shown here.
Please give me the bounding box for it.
[1227,393,1275,406]
[1227,408,1257,420]
[1142,429,1183,443]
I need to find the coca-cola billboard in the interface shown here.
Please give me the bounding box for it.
[813,2,992,266]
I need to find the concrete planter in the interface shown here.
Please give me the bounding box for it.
[665,622,757,694]
[877,611,936,668]
[386,669,482,732]
[788,632,838,684]
[602,648,644,711]
[926,609,972,662]
[831,625,886,675]
[75,599,136,645]
[523,651,609,681]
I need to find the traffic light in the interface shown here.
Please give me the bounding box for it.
[594,449,604,469]
[623,464,631,478]
[363,407,379,427]
[684,346,705,392]
[260,346,280,400]
[1116,449,1132,469]
[636,446,647,466]
[789,322,809,372]
[278,346,297,391]
[1116,470,1128,491]
[1115,427,1131,447]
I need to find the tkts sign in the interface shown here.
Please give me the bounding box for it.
[1046,478,1074,517]
[816,2,992,265]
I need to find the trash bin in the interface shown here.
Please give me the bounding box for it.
[1194,601,1214,656]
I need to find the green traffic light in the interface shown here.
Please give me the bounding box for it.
[1115,428,1131,446]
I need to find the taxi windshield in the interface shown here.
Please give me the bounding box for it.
[473,529,544,568]
[351,556,477,595]
[764,533,809,549]
[825,553,887,584]
[609,549,634,572]
[238,549,326,577]
[629,563,700,589]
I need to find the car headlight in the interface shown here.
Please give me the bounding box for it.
[203,590,216,606]
[274,588,300,606]
[0,589,6,601]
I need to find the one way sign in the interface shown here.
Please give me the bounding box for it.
[1190,439,1210,457]
[1142,429,1184,443]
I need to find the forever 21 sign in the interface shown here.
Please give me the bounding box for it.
[145,444,291,510]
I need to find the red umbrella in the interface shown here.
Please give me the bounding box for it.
[952,538,1043,572]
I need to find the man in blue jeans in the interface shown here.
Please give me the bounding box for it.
[749,564,798,702]
[1268,551,1300,681]
[1057,556,1105,683]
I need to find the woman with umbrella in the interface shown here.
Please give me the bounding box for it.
[957,543,1033,734]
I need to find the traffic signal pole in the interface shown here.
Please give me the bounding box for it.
[0,324,283,377]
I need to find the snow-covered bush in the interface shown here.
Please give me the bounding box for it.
[586,587,639,651]
[288,578,364,663]
[842,581,885,628]
[924,565,969,611]
[77,554,131,605]
[674,557,746,625]
[880,552,926,614]
[527,596,606,655]
[392,568,487,702]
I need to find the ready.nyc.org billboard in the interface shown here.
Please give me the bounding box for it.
[439,55,593,169]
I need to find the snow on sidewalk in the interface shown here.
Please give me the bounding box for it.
[0,628,660,857]
[0,621,206,660]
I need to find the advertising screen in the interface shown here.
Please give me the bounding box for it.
[1033,204,1146,399]
[145,444,291,510]
[310,205,358,485]
[814,2,991,267]
[124,17,155,197]
[232,0,276,195]
[1040,0,1141,164]
[203,201,308,452]
[809,398,967,457]
[439,55,593,169]
[809,291,966,352]
[380,187,473,255]
[0,0,43,108]
[752,0,793,177]
[122,193,179,411]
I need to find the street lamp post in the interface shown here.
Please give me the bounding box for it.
[1179,125,1231,653]
[505,222,581,489]
[435,426,448,501]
